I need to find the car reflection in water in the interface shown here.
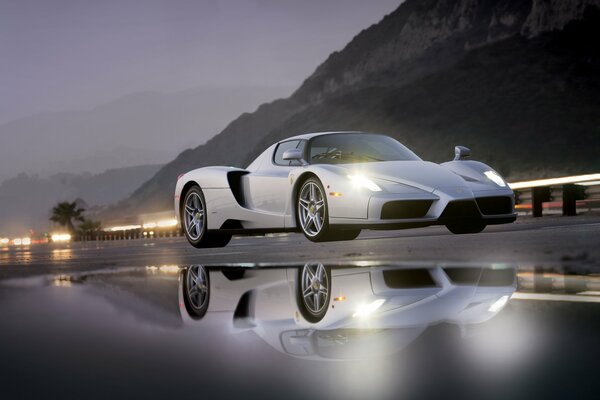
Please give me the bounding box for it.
[179,262,516,360]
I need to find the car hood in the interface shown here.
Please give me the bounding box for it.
[342,161,467,192]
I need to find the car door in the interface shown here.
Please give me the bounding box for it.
[244,140,304,219]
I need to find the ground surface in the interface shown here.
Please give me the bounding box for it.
[1,216,598,399]
[1,215,599,279]
[0,263,598,400]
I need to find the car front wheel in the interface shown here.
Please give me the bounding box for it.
[297,262,331,323]
[297,177,330,242]
[445,221,486,234]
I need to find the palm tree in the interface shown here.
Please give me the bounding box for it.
[77,219,102,240]
[49,202,85,233]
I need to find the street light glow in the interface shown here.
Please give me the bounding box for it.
[51,233,72,242]
[157,219,178,228]
[509,173,600,189]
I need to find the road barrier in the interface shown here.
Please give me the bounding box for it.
[509,173,600,217]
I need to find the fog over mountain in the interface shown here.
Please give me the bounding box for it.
[0,0,403,183]
[0,85,292,183]
[107,0,600,219]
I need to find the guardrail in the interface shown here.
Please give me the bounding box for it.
[509,173,600,217]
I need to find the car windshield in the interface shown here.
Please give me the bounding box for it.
[307,133,420,165]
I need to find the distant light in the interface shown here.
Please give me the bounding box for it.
[352,299,386,318]
[576,180,600,186]
[51,233,71,243]
[157,219,177,228]
[13,238,22,246]
[509,173,600,189]
[159,265,179,274]
[21,237,31,245]
[142,222,157,229]
[488,295,510,313]
[143,232,148,236]
[149,231,154,235]
[484,170,506,187]
[107,224,141,232]
[0,238,9,245]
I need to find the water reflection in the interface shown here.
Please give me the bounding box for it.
[178,263,516,360]
[0,261,598,399]
[51,248,72,262]
[12,261,599,364]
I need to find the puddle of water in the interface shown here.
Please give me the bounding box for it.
[0,262,598,400]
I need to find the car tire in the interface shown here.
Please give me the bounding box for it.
[182,186,232,248]
[445,221,486,234]
[297,263,331,323]
[297,177,334,242]
[329,229,361,241]
[182,265,210,319]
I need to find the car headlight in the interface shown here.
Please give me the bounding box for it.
[484,170,506,187]
[348,174,382,192]
[353,299,386,318]
[488,295,510,313]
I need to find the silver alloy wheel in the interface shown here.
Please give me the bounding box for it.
[184,191,204,241]
[298,181,325,237]
[301,262,329,315]
[186,265,208,310]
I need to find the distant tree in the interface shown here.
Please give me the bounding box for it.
[49,201,85,233]
[77,219,102,239]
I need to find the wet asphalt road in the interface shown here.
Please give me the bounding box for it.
[1,215,599,279]
[0,216,599,400]
[0,264,598,400]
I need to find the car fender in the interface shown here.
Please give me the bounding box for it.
[174,166,247,224]
[441,160,514,195]
[287,165,371,223]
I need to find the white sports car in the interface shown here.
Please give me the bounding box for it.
[175,132,516,248]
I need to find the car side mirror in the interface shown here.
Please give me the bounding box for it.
[282,148,307,165]
[453,146,471,161]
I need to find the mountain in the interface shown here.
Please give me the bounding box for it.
[0,85,293,183]
[0,164,161,236]
[108,0,600,218]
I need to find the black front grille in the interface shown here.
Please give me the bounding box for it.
[383,269,438,288]
[479,268,516,286]
[475,196,513,215]
[439,200,480,221]
[381,200,433,219]
[444,267,516,286]
[443,268,481,285]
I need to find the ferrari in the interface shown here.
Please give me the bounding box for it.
[175,131,516,248]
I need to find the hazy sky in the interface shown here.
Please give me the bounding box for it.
[1,0,402,123]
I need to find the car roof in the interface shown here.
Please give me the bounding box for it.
[279,131,373,142]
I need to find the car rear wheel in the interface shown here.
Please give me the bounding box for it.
[182,265,210,319]
[297,262,331,323]
[445,221,486,234]
[182,186,232,248]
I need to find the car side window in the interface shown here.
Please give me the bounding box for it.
[274,140,303,166]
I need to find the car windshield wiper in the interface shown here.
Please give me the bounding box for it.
[311,152,385,162]
[312,151,341,160]
[342,153,385,162]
